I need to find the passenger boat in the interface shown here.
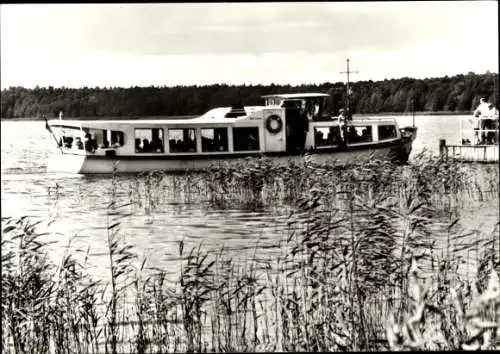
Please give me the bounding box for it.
[45,92,418,174]
[439,98,499,163]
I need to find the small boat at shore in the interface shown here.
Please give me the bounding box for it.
[439,98,499,163]
[45,92,418,174]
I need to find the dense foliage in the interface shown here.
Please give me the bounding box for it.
[1,72,498,119]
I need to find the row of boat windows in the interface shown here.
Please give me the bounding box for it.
[135,127,260,153]
[62,124,398,153]
[314,124,398,146]
[134,124,397,153]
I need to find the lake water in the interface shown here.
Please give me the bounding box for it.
[1,116,498,282]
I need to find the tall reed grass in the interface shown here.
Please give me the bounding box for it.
[2,153,499,352]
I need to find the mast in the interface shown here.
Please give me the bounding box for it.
[412,98,415,129]
[340,58,359,120]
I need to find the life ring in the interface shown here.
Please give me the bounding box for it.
[265,114,283,134]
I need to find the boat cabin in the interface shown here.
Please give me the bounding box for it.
[48,93,403,159]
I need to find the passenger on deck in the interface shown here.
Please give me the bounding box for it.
[135,138,142,152]
[176,139,183,152]
[337,109,347,145]
[338,109,346,122]
[100,139,110,149]
[485,103,498,144]
[63,136,73,149]
[312,100,320,120]
[84,133,96,153]
[142,139,150,152]
[247,134,258,150]
[469,112,482,145]
[150,137,164,152]
[214,134,226,151]
[91,134,98,151]
[169,139,177,152]
[315,130,324,145]
[326,127,340,145]
[75,137,84,150]
[184,138,196,152]
[346,126,357,143]
[360,128,371,142]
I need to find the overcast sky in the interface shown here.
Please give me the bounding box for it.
[1,1,498,89]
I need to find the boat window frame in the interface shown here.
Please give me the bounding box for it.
[107,129,126,148]
[313,126,341,148]
[167,127,198,153]
[232,126,260,152]
[134,128,165,153]
[345,124,374,145]
[200,127,229,153]
[377,124,399,141]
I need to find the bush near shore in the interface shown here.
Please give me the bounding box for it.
[2,152,499,352]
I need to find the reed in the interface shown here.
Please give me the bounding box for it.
[1,154,498,352]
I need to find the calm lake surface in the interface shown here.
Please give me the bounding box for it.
[1,115,498,281]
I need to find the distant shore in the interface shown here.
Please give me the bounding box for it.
[0,111,472,121]
[354,111,472,117]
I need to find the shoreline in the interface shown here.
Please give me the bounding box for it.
[0,111,471,121]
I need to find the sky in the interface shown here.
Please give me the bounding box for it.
[1,1,498,89]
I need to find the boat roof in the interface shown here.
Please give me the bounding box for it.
[261,93,329,99]
[47,106,263,128]
[48,117,239,127]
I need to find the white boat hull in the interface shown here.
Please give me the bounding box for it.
[46,139,413,174]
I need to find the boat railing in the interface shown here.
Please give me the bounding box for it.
[459,115,499,146]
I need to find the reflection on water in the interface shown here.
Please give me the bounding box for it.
[1,118,499,282]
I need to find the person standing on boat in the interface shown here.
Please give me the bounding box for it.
[297,100,310,152]
[473,98,492,144]
[486,103,499,144]
[338,109,347,147]
[75,137,84,150]
[84,133,96,153]
[470,100,484,144]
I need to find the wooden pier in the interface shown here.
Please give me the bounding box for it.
[439,139,499,163]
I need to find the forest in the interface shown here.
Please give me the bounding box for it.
[0,71,498,119]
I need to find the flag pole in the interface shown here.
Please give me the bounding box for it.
[44,114,63,152]
[340,58,359,121]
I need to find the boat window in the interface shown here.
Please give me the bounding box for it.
[233,127,260,151]
[59,127,81,150]
[314,126,341,147]
[281,100,302,109]
[346,125,373,144]
[201,128,228,152]
[168,128,197,153]
[110,130,125,148]
[135,128,164,153]
[266,98,281,106]
[378,125,398,141]
[59,128,124,151]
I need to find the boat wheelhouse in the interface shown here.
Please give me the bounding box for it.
[45,93,417,174]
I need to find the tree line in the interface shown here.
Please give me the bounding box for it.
[1,72,497,119]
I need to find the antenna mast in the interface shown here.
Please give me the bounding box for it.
[340,58,359,120]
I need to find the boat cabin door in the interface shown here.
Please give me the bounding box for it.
[262,108,286,152]
[282,99,308,153]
